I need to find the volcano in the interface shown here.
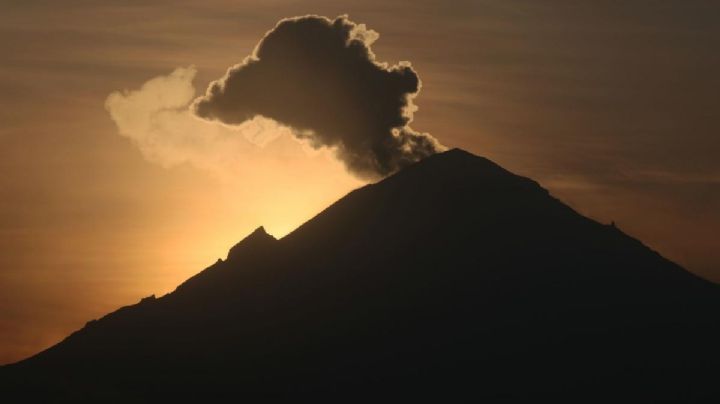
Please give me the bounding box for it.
[4,149,720,401]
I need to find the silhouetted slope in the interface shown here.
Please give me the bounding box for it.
[3,149,720,401]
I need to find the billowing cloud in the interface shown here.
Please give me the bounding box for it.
[105,66,293,177]
[104,66,364,237]
[193,15,444,178]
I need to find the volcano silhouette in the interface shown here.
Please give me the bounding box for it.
[3,149,720,401]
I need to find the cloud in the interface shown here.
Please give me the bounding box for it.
[105,66,293,177]
[104,66,365,238]
[192,15,444,178]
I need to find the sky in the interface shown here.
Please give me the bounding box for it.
[1,0,718,364]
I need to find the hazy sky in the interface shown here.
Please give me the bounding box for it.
[1,0,718,364]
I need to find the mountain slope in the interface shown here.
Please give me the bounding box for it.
[4,148,720,401]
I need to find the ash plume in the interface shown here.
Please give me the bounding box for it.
[193,15,444,178]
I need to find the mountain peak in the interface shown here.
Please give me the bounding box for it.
[383,147,522,185]
[441,147,476,157]
[226,226,276,261]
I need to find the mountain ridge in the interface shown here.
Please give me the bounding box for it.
[3,148,720,401]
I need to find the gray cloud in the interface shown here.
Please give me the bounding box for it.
[192,15,443,178]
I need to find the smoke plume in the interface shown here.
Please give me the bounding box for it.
[193,15,444,178]
[105,66,295,177]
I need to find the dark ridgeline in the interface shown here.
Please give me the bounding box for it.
[3,149,720,401]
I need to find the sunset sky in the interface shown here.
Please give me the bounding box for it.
[1,0,718,364]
